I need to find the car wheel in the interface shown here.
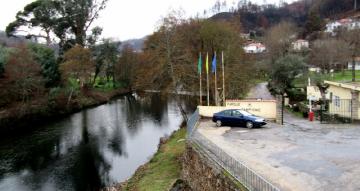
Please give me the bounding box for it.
[246,121,254,129]
[216,120,222,127]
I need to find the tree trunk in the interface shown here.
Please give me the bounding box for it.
[352,55,356,82]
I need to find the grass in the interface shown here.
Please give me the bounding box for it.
[122,128,187,191]
[293,70,360,88]
[327,70,360,82]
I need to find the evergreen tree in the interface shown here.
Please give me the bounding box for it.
[305,9,324,36]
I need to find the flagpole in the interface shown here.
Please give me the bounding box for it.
[222,51,226,106]
[206,52,210,106]
[199,53,202,105]
[214,52,217,106]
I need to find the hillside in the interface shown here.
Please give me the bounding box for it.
[118,37,146,52]
[211,0,359,35]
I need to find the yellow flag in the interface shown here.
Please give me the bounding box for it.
[206,52,209,73]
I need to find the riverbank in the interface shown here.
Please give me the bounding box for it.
[107,128,189,191]
[0,88,130,135]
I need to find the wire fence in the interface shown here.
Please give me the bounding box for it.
[186,108,200,138]
[186,110,280,191]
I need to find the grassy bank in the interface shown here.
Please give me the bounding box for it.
[119,128,187,191]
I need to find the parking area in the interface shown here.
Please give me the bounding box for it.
[197,117,360,191]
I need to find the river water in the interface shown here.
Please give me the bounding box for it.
[0,93,195,191]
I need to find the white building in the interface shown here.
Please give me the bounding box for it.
[243,43,266,54]
[347,57,360,70]
[292,39,309,51]
[325,18,360,34]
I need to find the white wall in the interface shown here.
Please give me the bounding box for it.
[198,100,277,120]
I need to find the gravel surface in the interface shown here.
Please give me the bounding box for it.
[197,117,360,191]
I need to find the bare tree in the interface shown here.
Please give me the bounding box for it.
[264,21,297,61]
[311,38,350,74]
[341,28,360,82]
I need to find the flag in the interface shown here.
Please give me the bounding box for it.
[206,52,209,74]
[198,52,202,75]
[212,52,217,73]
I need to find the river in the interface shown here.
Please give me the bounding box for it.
[0,93,195,191]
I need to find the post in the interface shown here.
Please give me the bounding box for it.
[282,94,284,125]
[308,77,311,112]
[199,70,202,105]
[206,52,210,106]
[222,51,226,106]
[351,90,359,121]
[276,95,284,125]
[214,52,217,106]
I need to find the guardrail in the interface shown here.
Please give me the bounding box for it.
[186,110,280,191]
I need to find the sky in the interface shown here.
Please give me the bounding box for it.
[0,0,296,41]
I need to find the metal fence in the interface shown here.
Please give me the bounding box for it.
[186,108,200,138]
[186,110,280,191]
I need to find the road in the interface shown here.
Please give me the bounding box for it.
[246,82,274,100]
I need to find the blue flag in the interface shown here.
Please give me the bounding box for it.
[212,52,217,73]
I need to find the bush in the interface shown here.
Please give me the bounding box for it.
[286,88,306,102]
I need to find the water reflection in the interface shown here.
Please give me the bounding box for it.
[0,94,195,191]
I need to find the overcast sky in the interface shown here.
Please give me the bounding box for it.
[0,0,296,41]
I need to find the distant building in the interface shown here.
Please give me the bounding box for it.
[292,39,309,51]
[325,18,360,34]
[308,65,321,73]
[347,57,360,70]
[243,42,266,54]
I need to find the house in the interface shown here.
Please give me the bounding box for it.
[325,20,341,34]
[292,39,309,51]
[347,57,360,70]
[325,18,360,34]
[324,80,360,119]
[243,42,266,54]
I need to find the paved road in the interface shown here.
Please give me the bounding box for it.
[196,118,360,191]
[246,82,274,100]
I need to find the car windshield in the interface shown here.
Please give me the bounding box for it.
[238,110,253,116]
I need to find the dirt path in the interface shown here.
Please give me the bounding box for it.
[246,82,274,100]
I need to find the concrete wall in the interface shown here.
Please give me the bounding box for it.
[198,100,277,120]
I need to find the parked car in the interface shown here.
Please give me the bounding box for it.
[212,109,266,128]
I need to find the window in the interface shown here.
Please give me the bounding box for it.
[334,96,340,107]
[223,111,232,116]
[330,92,333,102]
[232,110,242,117]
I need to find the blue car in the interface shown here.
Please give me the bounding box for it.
[212,109,266,128]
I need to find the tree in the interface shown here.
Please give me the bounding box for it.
[311,38,350,74]
[56,0,108,46]
[0,45,11,78]
[7,0,108,51]
[117,45,138,89]
[92,39,119,86]
[304,9,324,35]
[28,43,60,87]
[60,45,94,87]
[265,21,297,61]
[3,45,44,102]
[6,0,58,45]
[270,54,307,94]
[341,29,360,82]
